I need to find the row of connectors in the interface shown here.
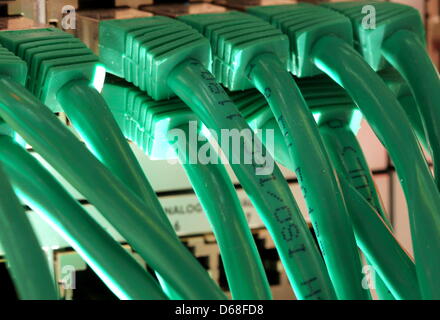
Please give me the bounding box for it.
[102,77,198,160]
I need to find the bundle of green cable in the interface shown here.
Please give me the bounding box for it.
[0,52,57,300]
[282,76,419,300]
[101,78,271,299]
[324,1,440,189]
[0,160,58,300]
[0,35,225,300]
[177,11,365,300]
[0,25,216,300]
[227,83,419,300]
[247,3,440,299]
[0,133,168,300]
[98,15,336,299]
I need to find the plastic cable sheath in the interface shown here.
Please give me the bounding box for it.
[0,135,167,300]
[0,76,226,300]
[312,35,440,299]
[167,59,336,300]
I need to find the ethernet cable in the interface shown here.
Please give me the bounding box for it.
[178,11,365,300]
[248,3,440,299]
[0,159,58,300]
[174,126,272,299]
[315,104,419,300]
[102,80,271,300]
[0,28,185,286]
[0,50,225,300]
[228,87,420,300]
[0,134,167,300]
[98,16,336,300]
[379,68,429,153]
[324,1,440,189]
[0,51,58,300]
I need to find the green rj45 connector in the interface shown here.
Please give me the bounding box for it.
[180,11,289,90]
[248,3,353,78]
[102,79,200,159]
[247,3,440,299]
[0,28,102,112]
[99,16,211,100]
[324,1,440,193]
[322,1,424,71]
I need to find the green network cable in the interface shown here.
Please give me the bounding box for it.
[174,127,272,299]
[0,135,167,300]
[99,16,336,300]
[248,3,440,299]
[0,160,58,300]
[178,11,365,300]
[0,29,188,298]
[228,86,420,300]
[102,80,271,300]
[311,84,418,299]
[0,56,225,299]
[379,68,429,152]
[0,50,58,300]
[325,1,440,189]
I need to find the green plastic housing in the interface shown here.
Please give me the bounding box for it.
[0,44,27,85]
[0,44,27,136]
[101,79,199,160]
[227,88,273,129]
[98,16,211,100]
[0,28,102,112]
[230,74,355,129]
[247,3,353,77]
[178,11,289,91]
[323,1,425,71]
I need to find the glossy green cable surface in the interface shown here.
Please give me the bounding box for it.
[57,79,180,298]
[57,80,175,234]
[317,118,395,300]
[397,94,429,152]
[382,30,440,189]
[318,116,391,225]
[336,176,420,300]
[312,35,440,299]
[0,162,58,300]
[0,135,167,300]
[172,126,271,300]
[168,59,336,300]
[318,122,420,300]
[0,76,226,300]
[247,53,366,299]
[262,111,415,299]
